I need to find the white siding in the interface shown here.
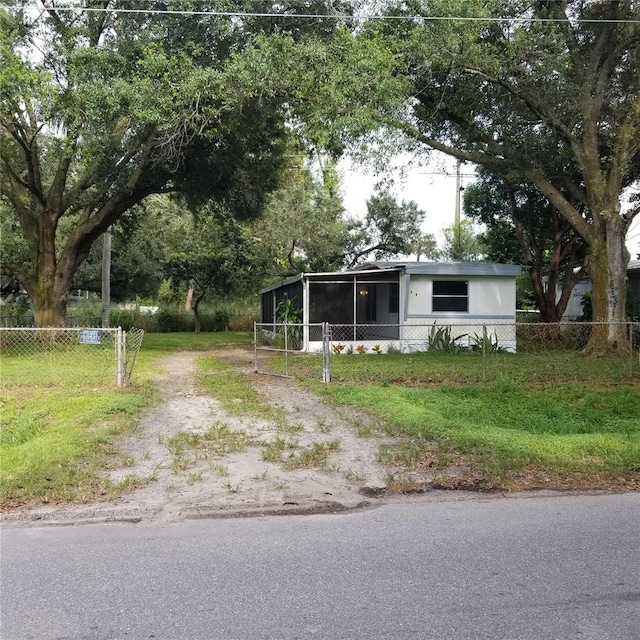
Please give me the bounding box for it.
[406,277,431,316]
[406,275,516,319]
[469,278,516,316]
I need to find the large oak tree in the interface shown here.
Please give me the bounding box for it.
[0,1,346,326]
[317,0,639,351]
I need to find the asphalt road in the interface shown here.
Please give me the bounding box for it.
[1,492,639,640]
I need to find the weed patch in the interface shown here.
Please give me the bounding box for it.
[197,356,274,419]
[284,441,341,470]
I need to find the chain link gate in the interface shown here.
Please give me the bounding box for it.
[254,322,332,381]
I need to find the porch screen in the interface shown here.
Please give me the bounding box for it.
[432,280,469,312]
[261,292,274,324]
[309,282,354,324]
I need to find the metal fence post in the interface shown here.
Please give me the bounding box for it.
[122,329,128,386]
[482,324,487,382]
[629,322,634,379]
[322,322,331,383]
[254,322,258,373]
[116,326,123,387]
[284,322,289,377]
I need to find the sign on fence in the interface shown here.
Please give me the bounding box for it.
[79,329,101,345]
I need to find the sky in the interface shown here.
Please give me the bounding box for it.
[339,153,640,260]
[338,153,475,246]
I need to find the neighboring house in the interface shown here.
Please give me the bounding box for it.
[628,260,640,318]
[259,261,522,352]
[548,277,593,321]
[555,260,640,320]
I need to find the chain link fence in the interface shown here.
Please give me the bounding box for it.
[254,321,640,382]
[254,323,331,381]
[0,327,144,387]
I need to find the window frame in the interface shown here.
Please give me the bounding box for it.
[432,280,469,313]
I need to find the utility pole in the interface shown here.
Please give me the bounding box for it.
[101,227,111,328]
[454,159,462,260]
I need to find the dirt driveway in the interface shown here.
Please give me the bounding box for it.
[7,347,449,525]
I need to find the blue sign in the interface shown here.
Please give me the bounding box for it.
[79,329,102,345]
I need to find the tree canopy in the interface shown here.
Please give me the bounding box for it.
[318,0,639,351]
[0,1,342,326]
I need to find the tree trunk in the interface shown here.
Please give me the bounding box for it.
[28,275,70,327]
[193,290,206,334]
[586,217,629,353]
[185,281,194,311]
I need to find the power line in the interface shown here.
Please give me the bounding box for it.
[1,2,638,24]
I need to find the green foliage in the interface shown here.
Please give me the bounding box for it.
[251,153,351,276]
[319,0,639,342]
[163,204,259,296]
[346,191,426,267]
[439,219,485,262]
[277,299,303,324]
[464,168,589,322]
[425,324,466,353]
[1,3,323,324]
[469,331,505,353]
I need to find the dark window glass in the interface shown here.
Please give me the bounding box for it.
[389,283,399,314]
[309,282,354,324]
[356,284,377,323]
[432,280,468,312]
[433,281,468,296]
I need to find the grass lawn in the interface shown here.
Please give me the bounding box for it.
[288,351,640,489]
[0,331,251,507]
[140,331,252,353]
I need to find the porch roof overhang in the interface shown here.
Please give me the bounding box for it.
[259,267,404,295]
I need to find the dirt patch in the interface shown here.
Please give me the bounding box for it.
[2,348,411,525]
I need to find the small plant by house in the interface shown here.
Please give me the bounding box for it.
[275,299,303,350]
[469,331,506,353]
[426,324,466,353]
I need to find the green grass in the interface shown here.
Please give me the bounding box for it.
[289,351,640,487]
[1,348,120,388]
[140,331,252,353]
[197,355,275,419]
[0,387,151,504]
[284,351,636,385]
[0,331,251,506]
[311,380,639,485]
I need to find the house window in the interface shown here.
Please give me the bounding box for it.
[389,283,399,314]
[432,280,468,312]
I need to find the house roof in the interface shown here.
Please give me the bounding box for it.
[355,261,523,277]
[260,261,522,294]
